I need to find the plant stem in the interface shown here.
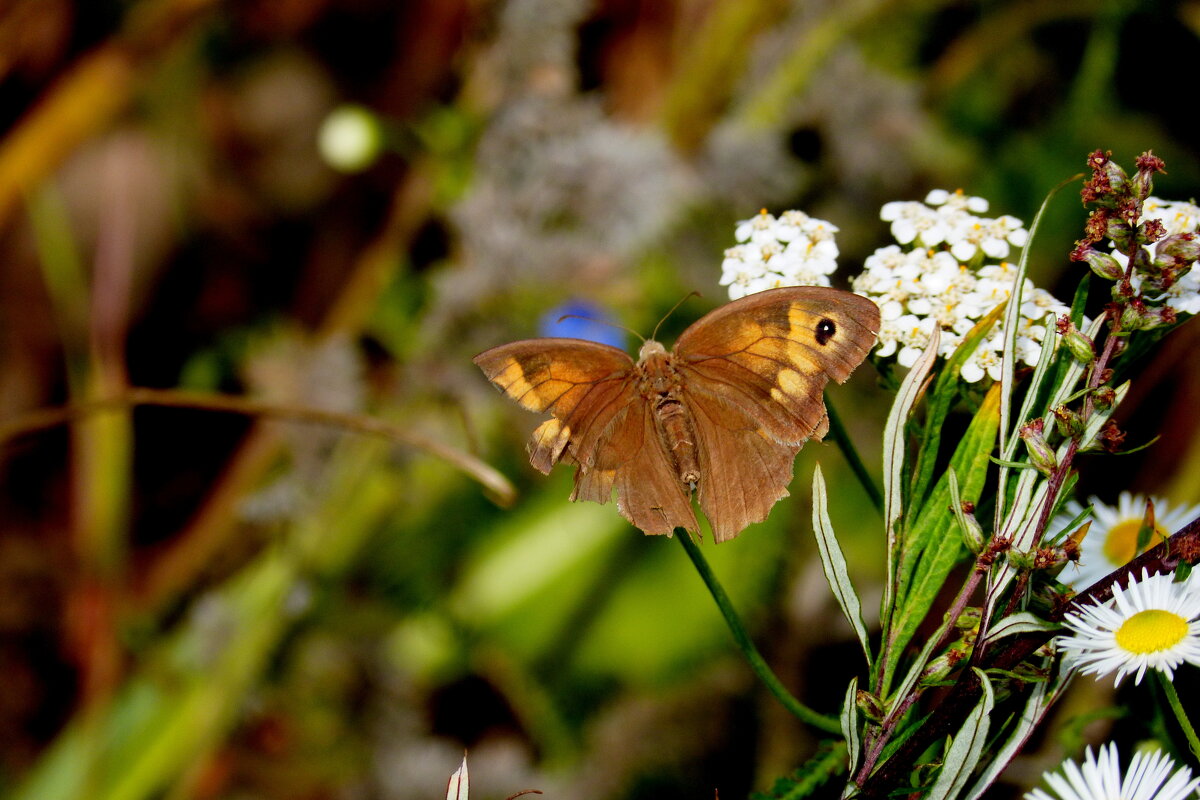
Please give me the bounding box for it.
[1157,672,1200,764]
[0,386,515,504]
[826,400,884,515]
[676,532,841,734]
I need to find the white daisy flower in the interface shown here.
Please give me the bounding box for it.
[1051,493,1200,590]
[1026,742,1200,800]
[1057,567,1200,686]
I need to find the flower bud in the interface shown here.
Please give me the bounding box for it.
[856,690,885,723]
[954,607,982,631]
[1106,218,1133,250]
[1033,546,1069,570]
[1134,152,1166,199]
[1159,233,1200,263]
[1079,248,1124,281]
[918,647,968,687]
[1140,216,1166,244]
[1019,419,1057,475]
[1092,386,1116,409]
[957,507,985,554]
[1052,405,1084,438]
[1123,303,1177,331]
[1060,322,1096,364]
[1006,548,1035,570]
[1101,158,1129,194]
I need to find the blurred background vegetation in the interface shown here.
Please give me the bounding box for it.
[2,0,1199,798]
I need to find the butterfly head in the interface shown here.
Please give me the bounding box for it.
[638,339,669,361]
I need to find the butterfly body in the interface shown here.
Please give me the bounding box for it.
[633,340,701,487]
[475,286,880,542]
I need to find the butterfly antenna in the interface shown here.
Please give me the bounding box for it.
[555,314,645,344]
[650,291,702,342]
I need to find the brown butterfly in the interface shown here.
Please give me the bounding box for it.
[474,286,880,542]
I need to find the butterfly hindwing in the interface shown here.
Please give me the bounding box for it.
[674,286,880,447]
[567,401,697,535]
[686,390,801,542]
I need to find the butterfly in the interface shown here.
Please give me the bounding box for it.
[474,286,880,542]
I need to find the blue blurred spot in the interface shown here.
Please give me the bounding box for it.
[539,299,627,349]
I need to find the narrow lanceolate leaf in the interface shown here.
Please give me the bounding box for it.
[982,611,1057,645]
[886,383,999,688]
[910,302,1005,518]
[882,327,941,622]
[813,465,872,664]
[998,177,1070,462]
[964,664,1072,800]
[447,753,469,800]
[926,669,994,800]
[842,677,861,778]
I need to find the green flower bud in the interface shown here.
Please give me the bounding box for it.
[1052,405,1084,438]
[1061,324,1095,364]
[1092,386,1116,409]
[957,508,985,554]
[1019,419,1057,475]
[1159,233,1200,264]
[856,690,885,723]
[1080,249,1124,281]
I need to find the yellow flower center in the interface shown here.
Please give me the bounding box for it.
[1114,609,1188,654]
[1102,519,1167,565]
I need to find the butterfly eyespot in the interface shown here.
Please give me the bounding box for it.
[815,318,837,346]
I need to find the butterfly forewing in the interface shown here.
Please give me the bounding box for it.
[473,339,638,473]
[674,287,880,447]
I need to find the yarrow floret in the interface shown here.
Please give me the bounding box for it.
[1050,492,1200,590]
[854,191,1067,382]
[1056,567,1200,686]
[1025,742,1200,800]
[721,209,839,299]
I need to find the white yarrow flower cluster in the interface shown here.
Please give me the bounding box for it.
[855,190,1069,382]
[1026,743,1200,800]
[721,210,840,299]
[1117,196,1200,315]
[1057,568,1200,686]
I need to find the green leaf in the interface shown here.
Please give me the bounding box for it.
[843,677,861,777]
[997,176,1074,465]
[926,669,994,800]
[964,663,1072,800]
[908,302,1005,521]
[888,383,1000,677]
[749,741,849,800]
[881,328,942,629]
[982,611,1058,645]
[813,464,872,664]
